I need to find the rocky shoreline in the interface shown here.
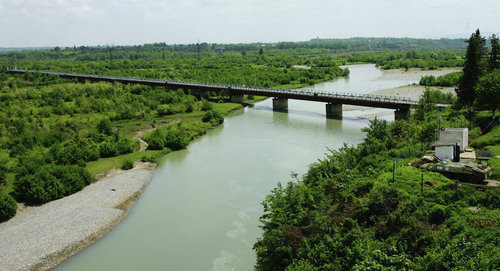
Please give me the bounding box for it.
[0,162,155,271]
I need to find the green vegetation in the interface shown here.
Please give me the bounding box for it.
[121,160,134,170]
[254,31,499,270]
[419,71,462,87]
[1,35,497,270]
[0,63,244,220]
[85,149,169,176]
[0,192,16,221]
[254,110,499,271]
[456,29,499,115]
[349,50,464,70]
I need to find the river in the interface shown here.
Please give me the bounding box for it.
[55,64,427,270]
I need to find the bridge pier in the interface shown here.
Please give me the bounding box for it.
[272,98,288,112]
[326,103,342,119]
[394,108,410,120]
[230,94,244,103]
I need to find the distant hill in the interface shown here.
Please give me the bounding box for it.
[0,47,52,52]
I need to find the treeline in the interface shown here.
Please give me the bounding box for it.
[276,37,466,51]
[349,50,464,70]
[254,94,498,270]
[0,37,467,63]
[2,54,349,88]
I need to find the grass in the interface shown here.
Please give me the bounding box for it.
[471,122,500,180]
[85,149,170,176]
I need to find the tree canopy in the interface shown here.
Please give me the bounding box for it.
[457,29,487,107]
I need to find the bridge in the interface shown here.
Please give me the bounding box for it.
[7,69,445,120]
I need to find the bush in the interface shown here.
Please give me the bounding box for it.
[141,156,156,163]
[428,204,448,225]
[202,110,224,125]
[201,99,213,111]
[144,129,165,150]
[164,129,189,150]
[96,118,113,135]
[157,104,174,116]
[121,160,134,170]
[0,192,17,222]
[14,163,91,205]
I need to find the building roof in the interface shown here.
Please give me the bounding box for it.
[442,128,468,132]
[432,139,458,147]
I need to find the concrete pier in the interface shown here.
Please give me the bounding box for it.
[325,103,342,119]
[272,98,288,112]
[230,94,244,103]
[394,108,410,120]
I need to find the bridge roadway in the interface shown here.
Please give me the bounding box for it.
[7,69,446,119]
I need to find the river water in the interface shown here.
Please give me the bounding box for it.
[56,64,424,270]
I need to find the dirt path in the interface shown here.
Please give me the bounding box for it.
[132,118,182,152]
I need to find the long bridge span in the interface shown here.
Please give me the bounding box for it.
[7,69,445,119]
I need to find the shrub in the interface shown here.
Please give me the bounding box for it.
[201,99,213,111]
[14,163,91,205]
[141,156,156,163]
[98,141,116,157]
[145,129,165,150]
[202,110,224,125]
[96,118,113,135]
[157,104,174,116]
[0,192,17,222]
[428,204,448,224]
[164,129,189,150]
[121,160,134,170]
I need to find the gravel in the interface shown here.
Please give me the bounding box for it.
[0,163,155,271]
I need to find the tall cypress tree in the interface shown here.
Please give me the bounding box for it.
[488,34,500,71]
[457,29,487,106]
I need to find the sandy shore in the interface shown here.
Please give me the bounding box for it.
[351,67,457,119]
[0,162,155,271]
[370,84,456,100]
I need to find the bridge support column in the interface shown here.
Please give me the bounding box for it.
[230,94,244,103]
[394,108,410,120]
[326,103,342,119]
[272,98,288,112]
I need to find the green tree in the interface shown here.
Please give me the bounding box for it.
[457,29,487,106]
[145,129,165,150]
[0,192,17,222]
[96,118,113,135]
[489,34,500,71]
[475,69,500,118]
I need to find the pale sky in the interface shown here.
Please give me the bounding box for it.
[1,0,499,47]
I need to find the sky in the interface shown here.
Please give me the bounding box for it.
[0,0,499,47]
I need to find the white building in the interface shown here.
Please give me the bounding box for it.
[439,128,468,152]
[432,140,458,161]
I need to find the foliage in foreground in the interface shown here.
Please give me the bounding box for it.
[254,113,499,270]
[0,192,17,222]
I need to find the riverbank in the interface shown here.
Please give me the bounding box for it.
[350,67,457,118]
[0,102,244,270]
[0,162,155,271]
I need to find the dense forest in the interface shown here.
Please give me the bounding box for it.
[0,35,498,270]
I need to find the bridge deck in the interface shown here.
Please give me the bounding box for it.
[7,69,449,110]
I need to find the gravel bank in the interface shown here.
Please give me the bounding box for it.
[0,162,155,271]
